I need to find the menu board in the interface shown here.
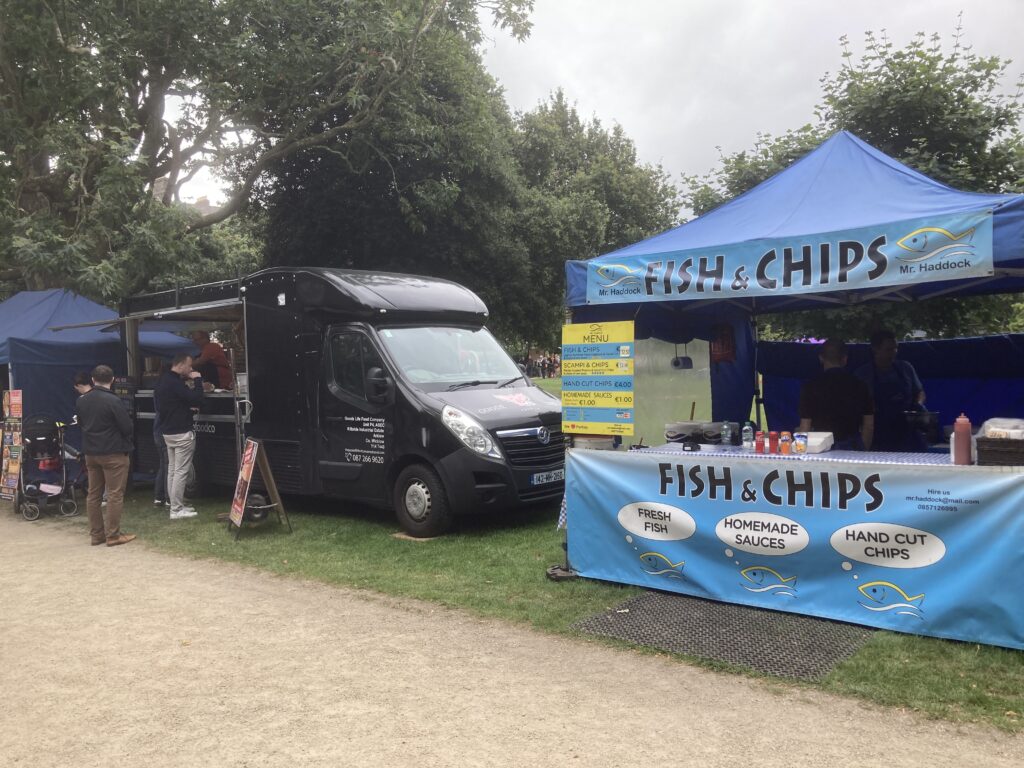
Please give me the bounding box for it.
[561,321,635,436]
[112,377,135,416]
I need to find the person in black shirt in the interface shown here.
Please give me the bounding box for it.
[154,353,204,519]
[798,338,874,450]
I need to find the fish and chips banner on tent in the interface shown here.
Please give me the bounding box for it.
[583,210,993,305]
[566,448,1024,650]
[565,131,1024,315]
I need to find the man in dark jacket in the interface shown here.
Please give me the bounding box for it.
[76,365,135,546]
[155,353,204,519]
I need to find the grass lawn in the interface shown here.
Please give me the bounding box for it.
[533,377,561,396]
[49,489,1024,733]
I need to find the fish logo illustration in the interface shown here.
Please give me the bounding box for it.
[739,566,797,597]
[894,226,975,263]
[595,264,643,288]
[857,580,925,618]
[639,551,685,578]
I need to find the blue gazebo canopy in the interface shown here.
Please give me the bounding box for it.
[567,131,1024,315]
[0,289,194,435]
[564,131,1024,423]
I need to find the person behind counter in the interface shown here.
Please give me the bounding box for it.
[798,338,874,450]
[855,329,926,452]
[156,354,204,519]
[189,330,232,390]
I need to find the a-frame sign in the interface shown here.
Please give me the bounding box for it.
[228,438,292,540]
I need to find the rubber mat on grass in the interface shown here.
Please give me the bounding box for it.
[574,590,876,681]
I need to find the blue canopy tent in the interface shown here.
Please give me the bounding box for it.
[0,290,194,446]
[565,131,1024,422]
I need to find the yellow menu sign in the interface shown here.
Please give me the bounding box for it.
[561,321,635,436]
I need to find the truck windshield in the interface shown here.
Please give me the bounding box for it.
[377,327,522,390]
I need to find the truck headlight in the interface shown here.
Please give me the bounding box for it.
[442,405,502,460]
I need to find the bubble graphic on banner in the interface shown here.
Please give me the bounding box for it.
[724,548,734,558]
[841,562,853,571]
[617,502,696,541]
[830,523,945,569]
[715,512,809,556]
[625,535,633,544]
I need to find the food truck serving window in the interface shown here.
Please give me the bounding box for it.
[330,333,384,401]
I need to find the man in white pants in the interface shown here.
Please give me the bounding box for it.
[154,353,204,519]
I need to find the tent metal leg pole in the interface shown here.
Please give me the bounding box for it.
[124,318,140,381]
[752,318,764,430]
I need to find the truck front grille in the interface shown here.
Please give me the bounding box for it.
[497,429,566,468]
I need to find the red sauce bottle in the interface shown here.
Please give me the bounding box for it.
[953,413,972,465]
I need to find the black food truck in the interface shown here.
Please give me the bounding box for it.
[119,268,564,536]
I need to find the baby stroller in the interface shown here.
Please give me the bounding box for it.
[17,414,79,521]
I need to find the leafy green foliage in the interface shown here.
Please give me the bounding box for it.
[820,29,1023,192]
[0,0,531,300]
[259,70,679,348]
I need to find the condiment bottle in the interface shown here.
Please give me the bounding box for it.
[954,413,973,465]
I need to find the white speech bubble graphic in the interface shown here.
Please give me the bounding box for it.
[830,523,946,569]
[617,502,696,541]
[715,512,809,556]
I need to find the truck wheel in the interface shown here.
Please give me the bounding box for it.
[393,464,452,538]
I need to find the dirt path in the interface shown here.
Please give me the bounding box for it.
[1,514,1021,768]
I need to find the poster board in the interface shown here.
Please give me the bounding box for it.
[227,438,290,539]
[1,391,24,501]
[561,321,635,436]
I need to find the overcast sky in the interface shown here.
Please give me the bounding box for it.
[479,0,1023,184]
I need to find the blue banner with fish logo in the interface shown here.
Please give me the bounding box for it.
[584,210,994,304]
[566,448,1024,649]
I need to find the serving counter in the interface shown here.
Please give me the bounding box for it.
[134,390,250,488]
[565,444,1024,649]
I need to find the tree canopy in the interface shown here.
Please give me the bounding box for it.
[0,0,532,299]
[258,64,679,348]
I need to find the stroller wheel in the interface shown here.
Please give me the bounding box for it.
[21,502,41,522]
[59,499,79,517]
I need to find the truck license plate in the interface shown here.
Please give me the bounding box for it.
[530,469,564,485]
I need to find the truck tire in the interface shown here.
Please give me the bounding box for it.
[393,464,452,538]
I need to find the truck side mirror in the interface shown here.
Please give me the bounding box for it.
[518,363,527,374]
[365,366,391,404]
